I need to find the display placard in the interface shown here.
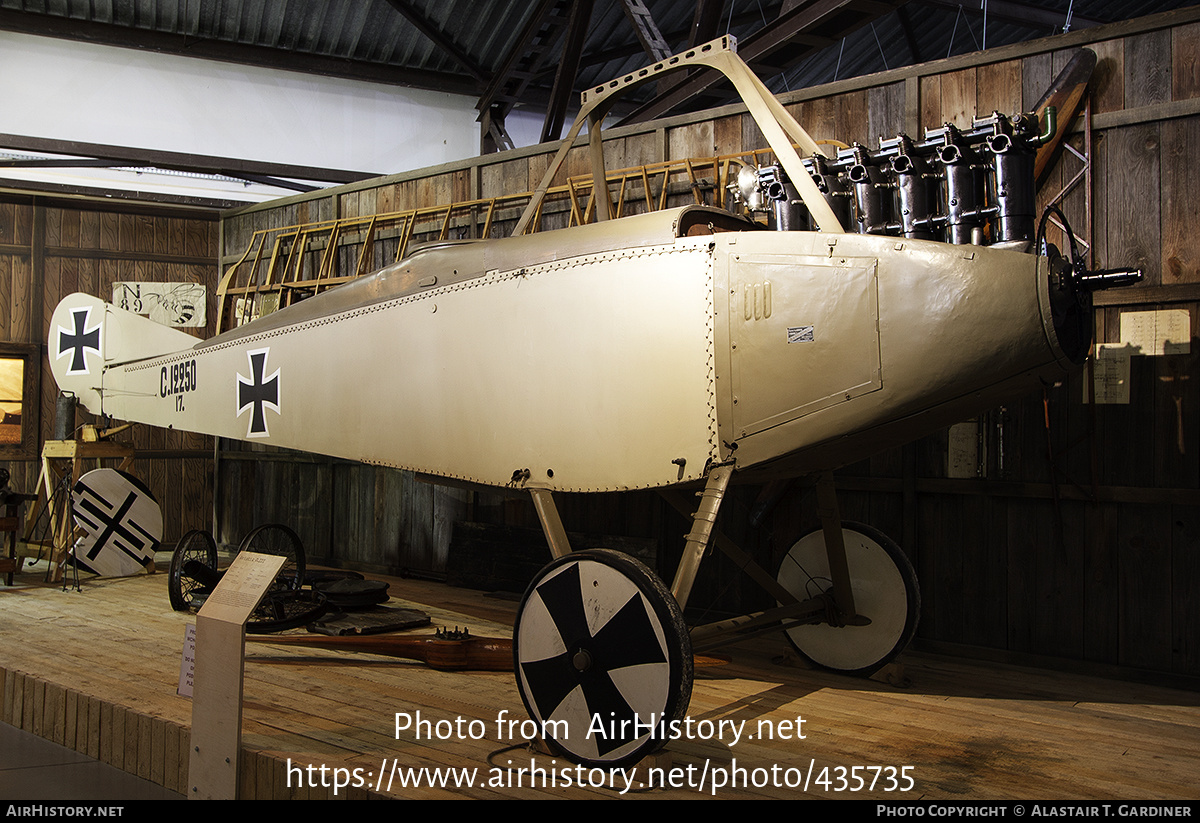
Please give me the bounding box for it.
[1119,309,1191,356]
[197,551,286,624]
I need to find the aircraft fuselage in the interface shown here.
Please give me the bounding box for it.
[51,205,1072,492]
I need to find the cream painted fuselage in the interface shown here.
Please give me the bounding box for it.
[50,204,1076,493]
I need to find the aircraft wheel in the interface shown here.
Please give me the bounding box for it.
[513,549,693,768]
[168,529,218,612]
[776,522,919,676]
[247,589,329,634]
[237,523,305,592]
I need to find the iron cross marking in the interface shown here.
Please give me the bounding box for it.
[58,308,101,375]
[237,348,280,438]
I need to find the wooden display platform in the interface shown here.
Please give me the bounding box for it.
[1,558,1197,800]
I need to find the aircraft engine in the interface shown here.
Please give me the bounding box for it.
[740,110,1048,245]
[733,109,1142,370]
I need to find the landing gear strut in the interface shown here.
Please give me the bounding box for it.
[777,522,919,676]
[512,465,920,768]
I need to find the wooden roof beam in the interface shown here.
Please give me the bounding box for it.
[688,0,724,49]
[541,0,596,144]
[920,0,1103,31]
[620,0,672,62]
[0,133,375,185]
[381,0,486,82]
[475,0,565,116]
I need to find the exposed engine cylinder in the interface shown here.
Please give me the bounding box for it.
[743,110,1047,246]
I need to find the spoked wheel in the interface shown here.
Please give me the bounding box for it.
[513,549,692,768]
[776,522,919,677]
[168,529,218,612]
[247,589,329,634]
[237,523,305,592]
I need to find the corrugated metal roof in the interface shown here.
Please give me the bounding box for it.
[4,0,1196,113]
[0,0,1194,205]
[1,0,1196,149]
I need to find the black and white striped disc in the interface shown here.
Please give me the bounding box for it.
[71,468,162,578]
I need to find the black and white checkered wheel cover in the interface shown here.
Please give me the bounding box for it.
[515,551,689,766]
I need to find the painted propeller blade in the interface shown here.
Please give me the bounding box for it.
[248,631,514,671]
[1034,48,1097,187]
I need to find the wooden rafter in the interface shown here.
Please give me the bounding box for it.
[687,0,724,49]
[541,0,596,144]
[0,8,480,96]
[381,0,486,82]
[475,0,572,118]
[921,0,1102,31]
[620,0,672,62]
[0,133,373,186]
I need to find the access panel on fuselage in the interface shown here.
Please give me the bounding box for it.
[726,253,882,440]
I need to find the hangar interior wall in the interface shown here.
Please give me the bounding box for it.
[0,30,482,190]
[0,197,218,543]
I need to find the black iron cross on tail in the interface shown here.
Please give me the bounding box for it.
[237,348,280,438]
[58,308,101,375]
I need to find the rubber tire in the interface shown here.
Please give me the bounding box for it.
[168,529,218,612]
[514,549,692,768]
[246,589,329,634]
[776,522,919,676]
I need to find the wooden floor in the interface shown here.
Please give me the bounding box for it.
[2,556,1197,800]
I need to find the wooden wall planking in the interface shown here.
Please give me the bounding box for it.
[0,195,218,544]
[210,9,1200,678]
[1161,115,1200,285]
[868,82,906,145]
[2,664,191,796]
